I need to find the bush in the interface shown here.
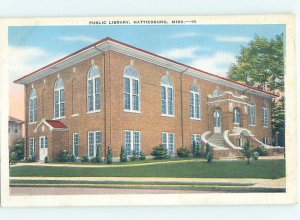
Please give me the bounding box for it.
[120,146,128,162]
[70,154,76,162]
[240,140,257,165]
[44,156,49,163]
[96,145,103,163]
[253,151,259,160]
[14,139,25,161]
[139,151,146,160]
[257,145,268,156]
[205,143,213,163]
[58,150,70,162]
[192,141,202,158]
[27,153,37,162]
[130,151,140,161]
[81,154,89,163]
[106,146,113,164]
[9,152,17,165]
[151,145,168,160]
[177,147,190,158]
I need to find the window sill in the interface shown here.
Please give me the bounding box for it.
[161,114,175,118]
[71,114,79,117]
[29,122,37,125]
[249,124,256,127]
[263,126,269,128]
[87,110,101,114]
[53,116,65,120]
[124,109,141,114]
[190,117,201,121]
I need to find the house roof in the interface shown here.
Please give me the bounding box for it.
[46,120,67,129]
[9,116,24,124]
[14,37,277,99]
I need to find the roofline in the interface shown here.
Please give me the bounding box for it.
[14,37,277,98]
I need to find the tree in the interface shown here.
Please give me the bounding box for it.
[240,140,259,165]
[106,146,113,164]
[205,143,213,163]
[272,96,285,147]
[14,139,25,161]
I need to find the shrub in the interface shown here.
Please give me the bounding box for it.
[192,141,202,158]
[58,150,70,162]
[44,156,49,163]
[130,151,140,161]
[257,145,268,156]
[14,139,25,161]
[205,143,213,163]
[106,146,113,164]
[70,154,76,162]
[120,146,128,162]
[240,140,257,165]
[96,145,103,163]
[151,145,168,160]
[9,152,17,165]
[139,151,146,160]
[27,153,37,162]
[177,147,190,158]
[81,154,89,163]
[253,151,259,160]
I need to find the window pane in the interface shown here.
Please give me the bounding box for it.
[162,133,167,149]
[73,134,79,157]
[95,94,100,110]
[45,137,48,148]
[60,89,64,102]
[168,88,173,115]
[124,94,130,110]
[88,80,93,95]
[55,91,59,104]
[132,79,138,95]
[60,103,65,117]
[133,132,140,153]
[89,133,95,157]
[125,131,131,155]
[133,95,139,111]
[195,94,200,118]
[169,133,174,154]
[190,93,194,117]
[95,77,100,94]
[124,78,130,93]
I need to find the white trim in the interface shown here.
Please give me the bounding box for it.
[87,110,101,114]
[71,114,79,117]
[88,130,101,158]
[161,114,175,118]
[73,133,80,158]
[52,116,66,120]
[124,109,141,114]
[207,98,250,106]
[190,117,201,121]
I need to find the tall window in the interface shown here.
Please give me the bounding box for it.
[263,137,269,145]
[124,130,141,155]
[162,132,175,155]
[88,131,101,158]
[161,75,174,116]
[30,138,35,156]
[29,88,37,123]
[87,65,101,112]
[262,103,269,127]
[54,78,65,118]
[233,108,241,125]
[191,134,201,145]
[190,84,201,119]
[73,133,79,158]
[124,66,140,112]
[249,101,256,126]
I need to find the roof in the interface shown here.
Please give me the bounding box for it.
[8,116,24,123]
[14,37,277,98]
[46,120,67,129]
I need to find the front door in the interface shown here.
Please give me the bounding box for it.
[39,136,48,161]
[214,109,222,133]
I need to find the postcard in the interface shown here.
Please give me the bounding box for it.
[0,15,296,206]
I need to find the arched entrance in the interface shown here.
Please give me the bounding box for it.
[213,109,222,133]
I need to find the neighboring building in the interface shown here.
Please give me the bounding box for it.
[14,37,282,162]
[8,116,24,149]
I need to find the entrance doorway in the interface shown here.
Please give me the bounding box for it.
[39,136,48,161]
[213,109,222,133]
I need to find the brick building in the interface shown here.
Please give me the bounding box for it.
[8,116,24,150]
[15,37,281,162]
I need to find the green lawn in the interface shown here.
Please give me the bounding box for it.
[10,159,286,179]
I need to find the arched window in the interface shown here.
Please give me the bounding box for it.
[124,65,140,112]
[213,87,222,97]
[87,65,101,112]
[262,103,269,127]
[161,75,174,116]
[29,88,37,123]
[249,101,256,126]
[54,78,65,118]
[233,108,241,125]
[190,84,201,119]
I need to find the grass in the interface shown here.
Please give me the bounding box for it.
[10,159,286,179]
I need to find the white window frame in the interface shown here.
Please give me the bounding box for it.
[29,88,37,124]
[161,76,174,117]
[73,133,80,158]
[54,78,65,119]
[124,130,141,155]
[233,108,241,125]
[191,134,201,145]
[87,65,101,113]
[14,124,19,134]
[88,131,101,158]
[249,103,256,126]
[190,85,201,120]
[30,138,35,156]
[262,106,269,128]
[124,66,141,113]
[162,132,175,155]
[263,137,269,145]
[39,136,48,149]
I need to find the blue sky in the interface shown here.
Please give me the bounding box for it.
[9,24,285,80]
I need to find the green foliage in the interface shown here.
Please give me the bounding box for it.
[57,150,71,162]
[96,145,103,163]
[130,151,140,161]
[228,34,284,92]
[177,147,190,158]
[151,145,168,160]
[253,152,259,160]
[120,146,128,162]
[70,154,76,162]
[139,151,146,160]
[26,153,37,162]
[81,154,89,163]
[272,96,285,147]
[205,143,213,163]
[44,156,49,163]
[106,146,113,164]
[9,151,17,165]
[257,145,268,156]
[14,139,25,161]
[192,141,202,158]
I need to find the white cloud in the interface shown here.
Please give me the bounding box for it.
[59,35,97,43]
[189,51,236,77]
[159,46,202,59]
[215,35,251,43]
[169,32,202,39]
